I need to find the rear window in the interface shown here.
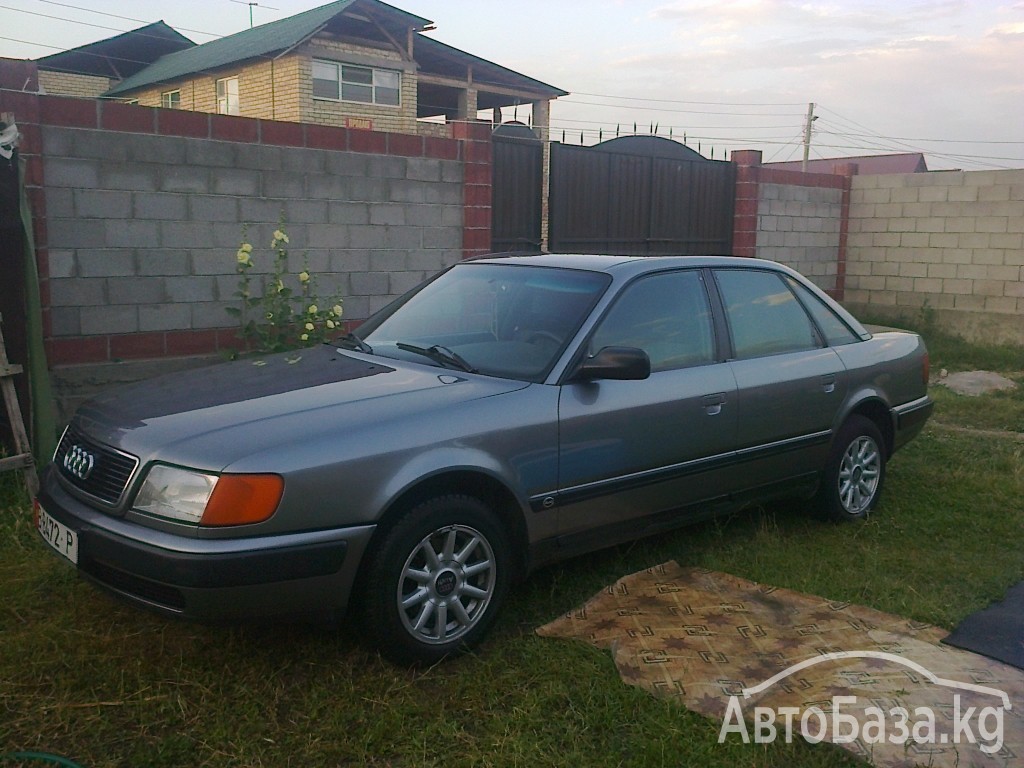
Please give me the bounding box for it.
[714,269,820,359]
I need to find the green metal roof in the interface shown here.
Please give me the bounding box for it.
[105,0,430,96]
[36,21,195,80]
[415,34,567,98]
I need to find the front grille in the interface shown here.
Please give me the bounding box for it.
[54,425,139,507]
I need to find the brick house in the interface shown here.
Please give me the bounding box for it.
[42,0,565,140]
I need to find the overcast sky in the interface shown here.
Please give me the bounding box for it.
[3,0,1022,170]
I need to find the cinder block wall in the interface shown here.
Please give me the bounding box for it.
[42,124,464,344]
[3,91,491,419]
[755,182,843,291]
[843,170,1024,344]
[732,151,851,296]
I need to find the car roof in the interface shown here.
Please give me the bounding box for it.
[467,252,788,276]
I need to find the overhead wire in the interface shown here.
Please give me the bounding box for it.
[32,0,222,39]
[6,3,1020,167]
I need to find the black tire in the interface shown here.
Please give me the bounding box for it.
[816,415,887,521]
[363,494,510,665]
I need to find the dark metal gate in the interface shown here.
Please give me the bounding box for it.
[491,125,543,253]
[548,136,736,255]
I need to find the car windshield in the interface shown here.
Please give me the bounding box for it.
[355,262,611,381]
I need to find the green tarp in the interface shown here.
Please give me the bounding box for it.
[18,153,57,464]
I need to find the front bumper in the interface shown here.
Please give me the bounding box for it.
[37,467,376,621]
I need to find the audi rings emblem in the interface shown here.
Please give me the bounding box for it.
[63,445,96,481]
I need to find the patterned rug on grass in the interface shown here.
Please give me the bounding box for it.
[537,562,1024,767]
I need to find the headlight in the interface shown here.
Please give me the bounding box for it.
[134,465,218,524]
[134,465,283,526]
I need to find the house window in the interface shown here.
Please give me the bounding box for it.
[312,60,400,106]
[161,90,181,109]
[216,77,240,115]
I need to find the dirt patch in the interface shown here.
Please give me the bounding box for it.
[936,370,1018,397]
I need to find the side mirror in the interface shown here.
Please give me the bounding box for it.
[571,346,650,382]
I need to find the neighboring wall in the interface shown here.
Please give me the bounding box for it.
[732,150,852,295]
[2,88,493,415]
[41,124,463,347]
[38,71,110,99]
[732,150,1022,345]
[843,170,1024,344]
[754,181,843,292]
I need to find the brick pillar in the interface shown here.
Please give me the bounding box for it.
[453,120,492,259]
[457,88,478,120]
[833,162,859,301]
[731,149,762,258]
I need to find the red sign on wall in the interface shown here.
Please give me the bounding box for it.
[345,118,374,131]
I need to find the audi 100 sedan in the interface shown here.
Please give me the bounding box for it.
[37,254,933,663]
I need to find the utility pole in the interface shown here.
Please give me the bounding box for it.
[801,102,817,172]
[230,0,279,28]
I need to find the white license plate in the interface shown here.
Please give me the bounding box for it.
[36,503,79,565]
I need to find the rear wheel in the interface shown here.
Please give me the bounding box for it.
[363,494,510,665]
[817,416,886,521]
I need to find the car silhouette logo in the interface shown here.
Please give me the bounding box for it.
[742,650,1012,708]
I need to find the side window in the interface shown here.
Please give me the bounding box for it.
[589,271,714,372]
[785,277,860,346]
[715,269,820,359]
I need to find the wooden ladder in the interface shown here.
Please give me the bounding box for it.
[0,312,39,498]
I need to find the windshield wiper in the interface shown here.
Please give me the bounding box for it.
[395,342,478,373]
[332,333,374,355]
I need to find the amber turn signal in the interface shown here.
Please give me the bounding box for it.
[200,474,284,527]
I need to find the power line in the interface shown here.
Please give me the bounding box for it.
[560,96,803,118]
[32,0,221,39]
[3,5,158,40]
[569,91,805,107]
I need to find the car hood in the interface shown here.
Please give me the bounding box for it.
[73,345,529,469]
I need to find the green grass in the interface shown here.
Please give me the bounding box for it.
[2,334,1022,768]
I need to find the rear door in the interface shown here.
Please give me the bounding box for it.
[711,268,847,488]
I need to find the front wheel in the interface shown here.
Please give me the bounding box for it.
[363,495,510,665]
[817,416,887,521]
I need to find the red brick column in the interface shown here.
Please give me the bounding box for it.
[731,149,762,258]
[452,120,492,259]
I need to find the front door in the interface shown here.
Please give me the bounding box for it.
[556,269,738,538]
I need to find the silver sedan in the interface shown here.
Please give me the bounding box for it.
[37,254,933,664]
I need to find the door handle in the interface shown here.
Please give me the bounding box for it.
[702,392,726,416]
[820,374,836,394]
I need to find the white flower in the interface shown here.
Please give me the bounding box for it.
[332,304,343,317]
[326,319,336,329]
[300,333,309,341]
[236,249,252,266]
[307,304,318,315]
[305,322,315,331]
[239,243,253,253]
[272,229,289,245]
[299,271,310,283]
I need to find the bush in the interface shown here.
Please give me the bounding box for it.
[227,222,344,354]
